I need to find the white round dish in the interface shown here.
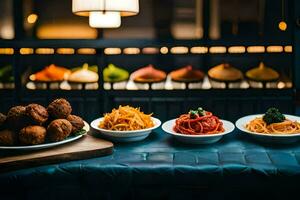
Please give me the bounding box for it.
[236,114,300,144]
[162,119,235,144]
[90,117,161,142]
[0,121,90,150]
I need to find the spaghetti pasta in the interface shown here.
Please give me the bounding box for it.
[246,117,300,134]
[99,105,154,131]
[173,109,224,135]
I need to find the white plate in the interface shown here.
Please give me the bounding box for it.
[162,119,235,144]
[90,117,161,142]
[236,114,300,144]
[0,121,90,150]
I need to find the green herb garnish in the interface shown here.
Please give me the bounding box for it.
[189,110,198,118]
[73,129,87,136]
[189,107,206,118]
[197,107,206,116]
[262,107,285,125]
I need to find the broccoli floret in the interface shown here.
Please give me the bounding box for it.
[262,107,285,125]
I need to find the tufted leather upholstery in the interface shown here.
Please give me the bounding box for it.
[1,128,300,199]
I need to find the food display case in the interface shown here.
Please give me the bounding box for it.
[4,46,295,122]
[0,41,294,122]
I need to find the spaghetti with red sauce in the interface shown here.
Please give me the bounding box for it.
[173,109,224,135]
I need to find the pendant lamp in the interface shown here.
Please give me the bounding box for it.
[72,0,139,28]
[89,11,121,28]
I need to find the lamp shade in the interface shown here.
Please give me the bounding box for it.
[89,11,121,28]
[72,0,139,17]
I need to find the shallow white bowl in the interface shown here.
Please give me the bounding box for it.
[162,119,235,144]
[90,117,161,142]
[235,114,300,144]
[0,121,90,150]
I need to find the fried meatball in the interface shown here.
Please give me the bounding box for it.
[6,106,31,131]
[19,126,46,145]
[0,113,6,130]
[47,98,72,119]
[47,119,72,142]
[26,104,48,125]
[0,129,17,146]
[67,115,84,133]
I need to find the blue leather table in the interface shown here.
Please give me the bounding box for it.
[1,128,300,200]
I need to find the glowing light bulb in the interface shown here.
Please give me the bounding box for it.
[160,47,168,54]
[89,11,121,28]
[27,14,38,24]
[278,21,287,31]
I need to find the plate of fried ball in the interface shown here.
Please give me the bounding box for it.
[0,98,89,150]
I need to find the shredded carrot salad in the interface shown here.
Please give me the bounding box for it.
[99,105,154,131]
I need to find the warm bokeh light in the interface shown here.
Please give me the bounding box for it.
[35,48,54,54]
[37,23,97,39]
[104,48,122,55]
[20,48,34,55]
[142,47,159,54]
[209,46,226,53]
[277,81,286,89]
[284,45,293,53]
[228,46,246,53]
[247,46,265,53]
[89,11,121,28]
[160,47,168,54]
[123,47,140,54]
[77,48,96,54]
[170,46,189,54]
[27,14,38,24]
[278,21,287,31]
[190,47,208,54]
[0,24,14,39]
[0,48,14,54]
[57,48,75,54]
[171,24,203,39]
[266,46,283,53]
